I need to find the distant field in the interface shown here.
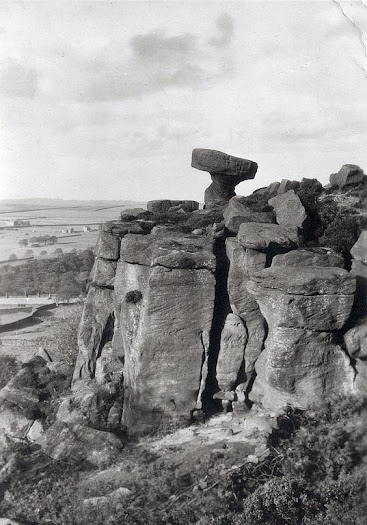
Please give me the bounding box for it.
[0,199,145,261]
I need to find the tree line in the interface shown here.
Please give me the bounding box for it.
[19,235,58,246]
[0,249,95,300]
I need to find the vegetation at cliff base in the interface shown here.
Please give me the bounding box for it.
[1,395,366,525]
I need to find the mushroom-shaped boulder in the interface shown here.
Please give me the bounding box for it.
[191,148,258,209]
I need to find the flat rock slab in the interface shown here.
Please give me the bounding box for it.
[119,234,216,271]
[247,283,354,331]
[101,220,152,237]
[250,266,355,296]
[272,248,344,268]
[238,222,299,250]
[192,148,258,178]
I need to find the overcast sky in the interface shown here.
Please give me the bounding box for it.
[1,0,366,202]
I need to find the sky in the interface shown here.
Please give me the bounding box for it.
[0,0,367,202]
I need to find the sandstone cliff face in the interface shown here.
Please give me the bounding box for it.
[116,235,216,434]
[70,159,364,434]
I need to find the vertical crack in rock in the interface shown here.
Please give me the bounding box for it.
[202,237,231,414]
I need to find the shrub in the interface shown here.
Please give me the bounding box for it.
[126,290,143,304]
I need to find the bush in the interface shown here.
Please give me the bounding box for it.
[126,290,143,304]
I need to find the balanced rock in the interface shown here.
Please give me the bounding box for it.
[268,190,307,230]
[223,196,274,234]
[216,314,247,391]
[330,164,364,189]
[237,222,298,250]
[191,148,258,209]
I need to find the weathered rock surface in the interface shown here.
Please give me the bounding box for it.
[330,164,364,189]
[272,248,344,268]
[114,236,216,433]
[248,266,355,409]
[90,258,117,288]
[73,287,114,382]
[249,285,354,331]
[191,148,258,209]
[95,231,120,260]
[147,200,199,214]
[344,319,367,358]
[216,314,247,391]
[223,196,274,233]
[250,328,354,409]
[119,234,216,270]
[351,230,367,263]
[226,239,266,382]
[237,222,298,250]
[268,190,307,230]
[249,266,356,296]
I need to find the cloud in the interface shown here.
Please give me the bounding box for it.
[80,16,235,102]
[0,60,38,98]
[209,13,234,48]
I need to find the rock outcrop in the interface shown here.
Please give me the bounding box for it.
[69,152,364,435]
[191,149,258,209]
[330,164,364,189]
